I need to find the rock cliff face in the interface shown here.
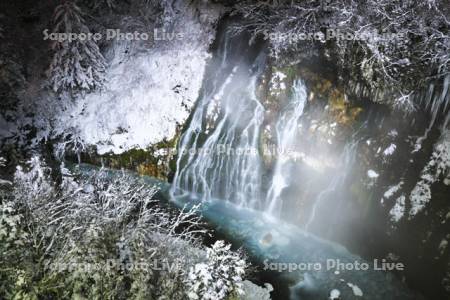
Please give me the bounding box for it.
[168,18,449,297]
[254,54,449,299]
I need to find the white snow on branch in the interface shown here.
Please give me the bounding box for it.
[270,71,287,96]
[187,240,247,300]
[388,129,398,138]
[367,169,379,178]
[389,195,405,222]
[383,181,403,199]
[329,289,341,300]
[409,131,450,217]
[59,48,210,155]
[347,282,363,297]
[383,143,396,156]
[34,2,222,155]
[74,6,218,154]
[241,281,273,300]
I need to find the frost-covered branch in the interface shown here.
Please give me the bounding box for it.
[0,157,249,299]
[232,0,450,103]
[46,1,107,93]
[409,131,450,217]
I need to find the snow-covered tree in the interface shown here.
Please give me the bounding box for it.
[46,1,107,93]
[0,157,250,299]
[232,0,450,108]
[187,240,247,300]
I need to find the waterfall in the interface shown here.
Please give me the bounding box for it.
[414,74,450,152]
[265,80,308,215]
[304,140,359,232]
[171,27,266,208]
[171,23,363,225]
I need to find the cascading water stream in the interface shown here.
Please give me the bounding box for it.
[171,22,365,229]
[304,139,359,232]
[170,23,357,226]
[171,27,266,208]
[414,74,450,151]
[162,19,446,300]
[265,80,308,215]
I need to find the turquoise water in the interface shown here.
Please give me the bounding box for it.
[75,163,423,300]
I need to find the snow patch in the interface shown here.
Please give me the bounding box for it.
[0,179,12,186]
[383,143,396,156]
[241,281,273,300]
[410,131,450,218]
[329,289,340,299]
[383,181,403,199]
[0,157,6,167]
[68,48,210,155]
[270,71,287,96]
[389,195,406,222]
[367,169,379,178]
[438,239,448,256]
[347,282,363,297]
[388,129,398,137]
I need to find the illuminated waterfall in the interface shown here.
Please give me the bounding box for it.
[171,28,266,208]
[265,80,308,215]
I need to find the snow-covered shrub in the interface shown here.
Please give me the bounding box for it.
[46,1,106,93]
[187,240,247,300]
[240,280,273,300]
[0,156,249,299]
[24,0,223,156]
[53,0,221,155]
[0,196,24,295]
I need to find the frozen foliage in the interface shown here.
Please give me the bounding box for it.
[187,240,247,300]
[438,239,448,256]
[383,181,403,200]
[55,49,210,155]
[88,0,118,11]
[367,169,379,178]
[232,0,450,103]
[410,131,450,217]
[240,280,273,300]
[0,157,248,299]
[0,157,11,186]
[383,144,396,156]
[329,289,341,300]
[37,0,222,155]
[347,282,363,297]
[389,195,406,223]
[46,1,106,93]
[388,129,399,138]
[269,71,287,96]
